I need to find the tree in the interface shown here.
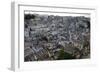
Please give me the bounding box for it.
[57,49,75,60]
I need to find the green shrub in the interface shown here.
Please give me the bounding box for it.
[57,49,75,60]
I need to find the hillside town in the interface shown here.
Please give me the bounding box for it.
[24,13,90,62]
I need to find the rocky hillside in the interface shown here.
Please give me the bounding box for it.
[24,14,90,62]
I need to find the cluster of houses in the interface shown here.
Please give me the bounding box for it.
[24,14,90,62]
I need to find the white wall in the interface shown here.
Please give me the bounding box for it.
[0,0,100,73]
